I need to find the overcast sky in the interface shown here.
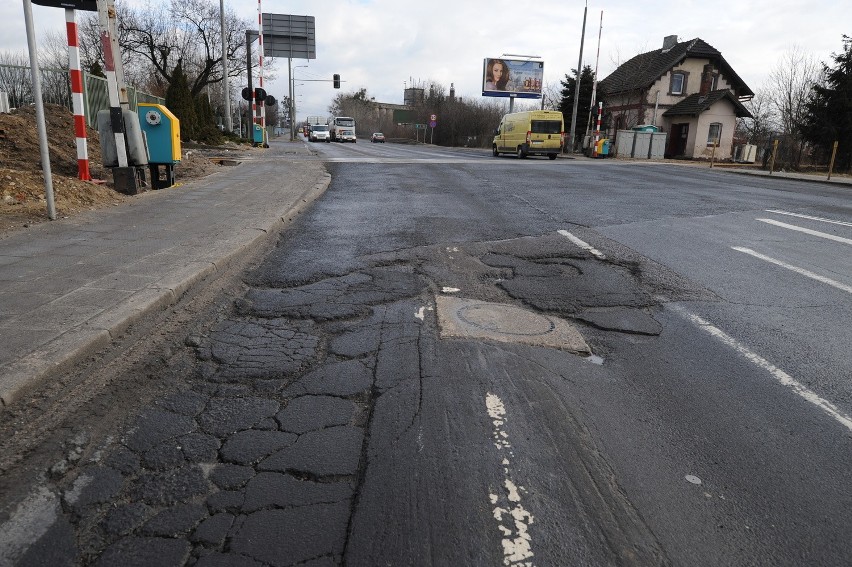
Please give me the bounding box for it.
[2,0,849,121]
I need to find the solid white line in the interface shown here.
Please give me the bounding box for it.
[732,247,852,295]
[669,305,852,433]
[558,230,606,259]
[757,218,852,246]
[765,209,852,228]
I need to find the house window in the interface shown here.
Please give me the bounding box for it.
[707,123,722,146]
[670,72,685,95]
[711,74,719,90]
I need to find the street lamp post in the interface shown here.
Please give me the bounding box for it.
[290,65,308,141]
[219,0,231,133]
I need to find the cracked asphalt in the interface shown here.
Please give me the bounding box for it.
[4,142,852,566]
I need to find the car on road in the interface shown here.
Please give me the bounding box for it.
[309,124,330,142]
[493,110,563,159]
[371,132,385,143]
[337,129,357,143]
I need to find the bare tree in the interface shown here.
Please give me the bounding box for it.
[765,45,820,168]
[75,0,262,102]
[738,89,777,141]
[540,80,562,111]
[0,51,32,108]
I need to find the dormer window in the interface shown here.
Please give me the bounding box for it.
[670,72,686,95]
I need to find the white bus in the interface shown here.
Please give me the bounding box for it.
[328,116,356,142]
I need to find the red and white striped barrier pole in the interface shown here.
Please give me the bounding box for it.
[65,8,90,180]
[592,101,602,158]
[257,0,265,144]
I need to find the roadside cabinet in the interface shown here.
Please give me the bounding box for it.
[138,103,181,189]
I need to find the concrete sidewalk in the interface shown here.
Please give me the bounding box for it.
[721,166,852,187]
[0,140,329,407]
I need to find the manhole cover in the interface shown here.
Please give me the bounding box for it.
[436,296,590,354]
[457,304,555,336]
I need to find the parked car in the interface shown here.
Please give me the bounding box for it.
[371,132,385,143]
[309,124,330,142]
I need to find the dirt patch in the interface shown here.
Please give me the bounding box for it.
[0,104,248,236]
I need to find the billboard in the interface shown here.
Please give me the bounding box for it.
[482,58,544,99]
[261,14,316,60]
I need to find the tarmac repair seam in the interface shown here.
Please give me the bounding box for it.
[435,296,590,355]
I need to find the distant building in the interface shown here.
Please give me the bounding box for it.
[599,35,753,159]
[404,88,424,107]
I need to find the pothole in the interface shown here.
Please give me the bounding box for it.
[436,296,590,355]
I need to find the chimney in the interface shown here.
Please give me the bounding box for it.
[700,64,714,95]
[662,35,678,52]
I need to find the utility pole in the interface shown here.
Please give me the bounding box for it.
[584,11,603,144]
[568,1,588,154]
[219,0,232,133]
[288,57,295,141]
[245,30,254,141]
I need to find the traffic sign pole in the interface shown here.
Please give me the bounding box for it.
[23,0,56,219]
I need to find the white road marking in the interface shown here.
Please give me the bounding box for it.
[442,287,460,293]
[765,210,852,228]
[415,307,425,321]
[319,157,489,164]
[557,230,606,259]
[757,218,852,246]
[485,393,536,566]
[669,304,852,433]
[732,247,852,295]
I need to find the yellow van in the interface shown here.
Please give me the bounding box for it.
[492,110,564,159]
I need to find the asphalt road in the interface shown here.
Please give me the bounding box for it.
[4,137,852,566]
[296,139,852,565]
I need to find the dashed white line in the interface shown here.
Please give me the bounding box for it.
[669,304,852,433]
[485,393,536,567]
[765,210,852,228]
[732,247,852,295]
[757,218,852,246]
[557,230,606,259]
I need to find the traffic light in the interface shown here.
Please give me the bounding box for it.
[254,88,267,104]
[333,74,340,89]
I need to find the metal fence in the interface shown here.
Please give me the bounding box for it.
[0,64,164,127]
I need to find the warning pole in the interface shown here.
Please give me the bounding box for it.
[592,102,602,157]
[65,8,90,180]
[257,0,266,145]
[97,0,128,168]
